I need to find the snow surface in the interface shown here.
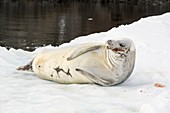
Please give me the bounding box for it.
[1,13,170,113]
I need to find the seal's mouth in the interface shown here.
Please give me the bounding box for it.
[107,46,125,52]
[111,48,125,52]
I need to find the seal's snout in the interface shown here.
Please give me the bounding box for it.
[106,40,124,51]
[107,40,119,48]
[106,39,134,54]
[107,40,113,45]
[107,40,117,46]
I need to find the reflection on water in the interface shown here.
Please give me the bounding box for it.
[0,1,170,51]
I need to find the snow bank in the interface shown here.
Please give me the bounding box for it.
[0,13,170,113]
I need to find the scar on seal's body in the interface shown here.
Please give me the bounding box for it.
[54,66,73,77]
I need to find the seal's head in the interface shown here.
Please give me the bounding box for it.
[106,39,135,58]
[105,39,136,84]
[105,39,136,70]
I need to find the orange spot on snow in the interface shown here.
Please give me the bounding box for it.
[154,83,166,88]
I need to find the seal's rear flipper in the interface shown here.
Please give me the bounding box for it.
[17,60,33,72]
[75,68,116,86]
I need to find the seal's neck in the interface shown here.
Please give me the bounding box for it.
[104,47,123,70]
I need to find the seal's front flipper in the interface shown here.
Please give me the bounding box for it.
[17,60,33,72]
[75,68,117,86]
[67,45,102,61]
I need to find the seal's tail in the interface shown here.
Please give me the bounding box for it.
[16,60,33,72]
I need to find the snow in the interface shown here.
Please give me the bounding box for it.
[1,13,170,113]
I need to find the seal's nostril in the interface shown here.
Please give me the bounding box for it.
[107,40,112,45]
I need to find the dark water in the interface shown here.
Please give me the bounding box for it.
[0,1,170,51]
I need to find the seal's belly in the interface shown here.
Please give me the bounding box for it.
[33,46,104,84]
[39,61,94,84]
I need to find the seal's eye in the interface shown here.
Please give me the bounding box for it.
[119,43,125,47]
[37,65,41,68]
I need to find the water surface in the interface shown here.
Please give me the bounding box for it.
[0,1,170,50]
